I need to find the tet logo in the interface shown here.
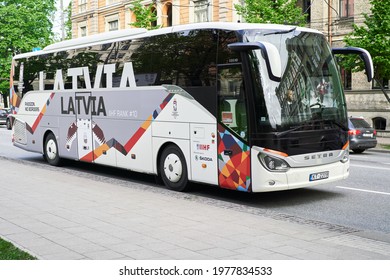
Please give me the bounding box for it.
[196,144,210,151]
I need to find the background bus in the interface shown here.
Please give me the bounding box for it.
[10,22,373,192]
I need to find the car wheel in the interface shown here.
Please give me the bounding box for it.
[352,149,365,154]
[159,145,189,192]
[44,133,62,166]
[6,118,12,130]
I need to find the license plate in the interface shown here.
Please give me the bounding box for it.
[309,171,329,181]
[363,133,373,138]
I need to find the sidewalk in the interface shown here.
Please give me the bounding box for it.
[1,157,390,260]
[373,137,390,152]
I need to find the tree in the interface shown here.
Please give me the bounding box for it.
[343,0,390,82]
[129,0,160,30]
[65,2,73,40]
[235,0,307,26]
[0,0,55,107]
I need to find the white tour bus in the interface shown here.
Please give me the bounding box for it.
[10,22,374,192]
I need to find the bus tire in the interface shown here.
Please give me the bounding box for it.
[6,118,12,130]
[44,133,62,166]
[159,145,189,192]
[352,149,365,154]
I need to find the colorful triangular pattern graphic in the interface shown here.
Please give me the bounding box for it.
[80,93,174,162]
[217,124,251,192]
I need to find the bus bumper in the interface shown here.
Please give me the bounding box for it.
[251,148,349,192]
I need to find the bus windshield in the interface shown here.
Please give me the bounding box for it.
[243,29,347,134]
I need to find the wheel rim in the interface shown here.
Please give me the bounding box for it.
[46,139,58,160]
[163,153,182,183]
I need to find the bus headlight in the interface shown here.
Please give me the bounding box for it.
[258,153,290,172]
[341,149,349,163]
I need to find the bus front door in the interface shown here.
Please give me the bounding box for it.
[217,65,251,192]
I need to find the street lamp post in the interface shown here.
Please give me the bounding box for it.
[60,0,65,40]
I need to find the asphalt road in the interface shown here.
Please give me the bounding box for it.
[1,126,389,234]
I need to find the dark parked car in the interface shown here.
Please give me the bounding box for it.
[348,117,377,153]
[0,108,10,126]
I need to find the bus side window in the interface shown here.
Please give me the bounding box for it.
[217,65,248,140]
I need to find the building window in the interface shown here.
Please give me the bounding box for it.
[108,20,118,31]
[106,14,119,32]
[79,26,87,37]
[151,6,158,28]
[298,0,311,23]
[373,117,386,130]
[166,3,172,26]
[372,78,389,89]
[340,0,354,18]
[340,68,352,90]
[162,2,173,27]
[194,0,209,23]
[79,0,87,13]
[304,0,311,22]
[78,21,88,37]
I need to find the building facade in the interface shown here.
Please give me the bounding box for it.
[310,0,389,129]
[71,0,390,129]
[71,0,243,37]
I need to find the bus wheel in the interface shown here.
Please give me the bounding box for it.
[6,118,12,130]
[159,145,189,192]
[44,133,62,166]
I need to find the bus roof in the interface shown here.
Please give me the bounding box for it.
[43,28,148,52]
[13,22,322,59]
[164,22,321,35]
[13,49,46,59]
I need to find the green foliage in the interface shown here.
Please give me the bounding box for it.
[343,0,390,80]
[0,0,56,103]
[129,0,160,30]
[0,237,36,260]
[65,2,73,40]
[235,0,307,26]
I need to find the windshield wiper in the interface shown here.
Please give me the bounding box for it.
[276,119,348,138]
[275,122,313,137]
[263,27,297,36]
[324,120,348,131]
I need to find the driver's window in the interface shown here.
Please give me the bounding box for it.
[217,64,248,140]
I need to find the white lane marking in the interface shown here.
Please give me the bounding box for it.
[350,163,390,171]
[336,186,390,196]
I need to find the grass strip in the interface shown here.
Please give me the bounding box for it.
[0,237,36,260]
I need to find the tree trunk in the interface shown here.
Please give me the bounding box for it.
[375,78,390,103]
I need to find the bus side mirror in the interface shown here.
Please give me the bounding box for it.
[332,47,374,82]
[228,42,282,82]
